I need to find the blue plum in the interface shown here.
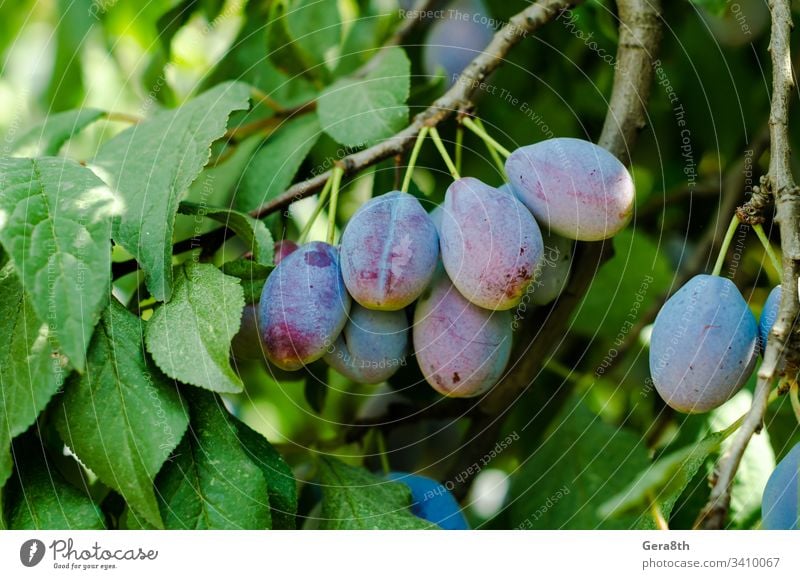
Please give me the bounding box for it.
[758,285,781,352]
[422,0,493,86]
[649,274,757,413]
[340,191,439,311]
[531,232,573,306]
[413,271,512,397]
[258,242,351,370]
[761,442,800,530]
[387,471,469,530]
[440,177,543,310]
[505,138,635,241]
[324,304,409,383]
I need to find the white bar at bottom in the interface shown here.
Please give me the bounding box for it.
[0,531,797,578]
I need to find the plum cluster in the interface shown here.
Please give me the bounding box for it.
[648,278,781,414]
[253,137,634,397]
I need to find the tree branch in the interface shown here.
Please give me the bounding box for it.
[444,0,664,499]
[249,0,580,219]
[698,0,800,529]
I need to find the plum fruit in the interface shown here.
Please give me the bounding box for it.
[649,274,758,413]
[340,191,439,311]
[387,471,469,530]
[422,0,493,86]
[440,177,543,310]
[531,232,573,306]
[324,304,409,384]
[413,271,512,397]
[505,137,635,241]
[761,442,800,530]
[758,285,781,352]
[259,242,351,370]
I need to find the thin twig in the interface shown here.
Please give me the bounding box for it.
[697,0,800,529]
[249,0,580,220]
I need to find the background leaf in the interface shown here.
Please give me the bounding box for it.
[236,114,321,212]
[145,262,245,393]
[5,436,105,530]
[0,156,120,371]
[155,390,272,529]
[0,264,67,489]
[317,457,435,529]
[317,47,410,147]
[55,299,189,528]
[508,397,654,529]
[92,81,250,301]
[178,201,275,266]
[10,108,104,157]
[234,419,297,529]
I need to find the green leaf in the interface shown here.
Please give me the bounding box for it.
[600,390,776,528]
[571,229,673,339]
[236,114,321,212]
[267,0,344,80]
[54,299,189,528]
[219,258,271,304]
[10,108,104,156]
[92,81,251,301]
[156,390,272,529]
[45,0,93,111]
[234,420,297,529]
[0,156,120,371]
[145,262,245,393]
[317,47,410,147]
[6,440,104,530]
[317,457,435,529]
[598,430,725,522]
[0,264,67,489]
[178,201,274,266]
[508,397,654,529]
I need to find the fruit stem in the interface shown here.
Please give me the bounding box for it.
[298,176,334,244]
[647,493,669,530]
[461,116,512,159]
[375,430,391,475]
[544,359,576,382]
[455,124,464,175]
[401,125,429,193]
[711,215,741,277]
[473,118,507,177]
[752,223,782,274]
[429,127,460,180]
[327,165,344,245]
[790,379,800,425]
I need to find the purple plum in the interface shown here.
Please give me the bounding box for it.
[440,177,543,311]
[340,191,439,311]
[413,271,512,397]
[505,138,635,241]
[258,242,351,370]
